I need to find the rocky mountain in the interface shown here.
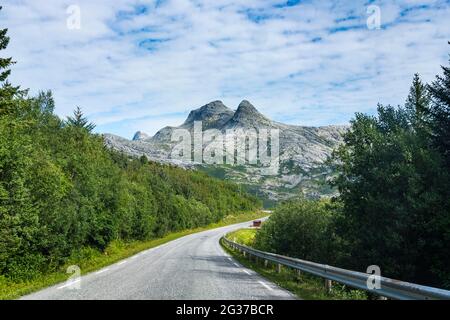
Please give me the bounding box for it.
[103,100,348,204]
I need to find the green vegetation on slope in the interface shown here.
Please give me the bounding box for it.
[0,14,260,291]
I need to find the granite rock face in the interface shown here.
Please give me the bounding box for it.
[103,100,348,202]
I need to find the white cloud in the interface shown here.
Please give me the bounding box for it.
[2,0,450,138]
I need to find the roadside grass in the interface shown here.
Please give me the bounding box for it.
[222,229,367,300]
[0,211,266,300]
[226,228,256,246]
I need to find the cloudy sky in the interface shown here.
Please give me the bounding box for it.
[2,0,450,138]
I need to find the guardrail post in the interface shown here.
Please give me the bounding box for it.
[264,259,268,268]
[277,263,282,273]
[325,279,332,293]
[295,269,302,283]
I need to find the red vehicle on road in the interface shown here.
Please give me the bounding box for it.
[253,220,262,228]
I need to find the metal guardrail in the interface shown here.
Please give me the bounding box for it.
[222,236,450,300]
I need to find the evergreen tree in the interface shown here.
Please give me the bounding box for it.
[428,43,450,166]
[66,106,96,132]
[0,6,22,116]
[405,73,431,134]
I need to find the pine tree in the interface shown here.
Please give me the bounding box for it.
[0,6,21,116]
[66,106,96,132]
[428,43,450,165]
[405,73,431,134]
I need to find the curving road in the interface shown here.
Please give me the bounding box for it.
[22,220,295,300]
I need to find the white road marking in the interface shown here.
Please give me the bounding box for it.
[233,263,239,267]
[95,268,109,275]
[258,281,273,291]
[57,279,81,290]
[118,260,128,265]
[243,269,251,275]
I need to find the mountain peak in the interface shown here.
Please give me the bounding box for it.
[132,131,150,141]
[183,100,234,129]
[234,100,262,117]
[237,100,257,111]
[192,100,229,115]
[226,100,271,128]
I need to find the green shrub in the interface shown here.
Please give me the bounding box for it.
[6,253,47,281]
[254,198,339,265]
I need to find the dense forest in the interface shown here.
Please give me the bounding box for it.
[0,17,260,281]
[256,46,450,289]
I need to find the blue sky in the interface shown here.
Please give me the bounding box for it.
[3,0,450,138]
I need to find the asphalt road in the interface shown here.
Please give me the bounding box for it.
[22,220,296,300]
